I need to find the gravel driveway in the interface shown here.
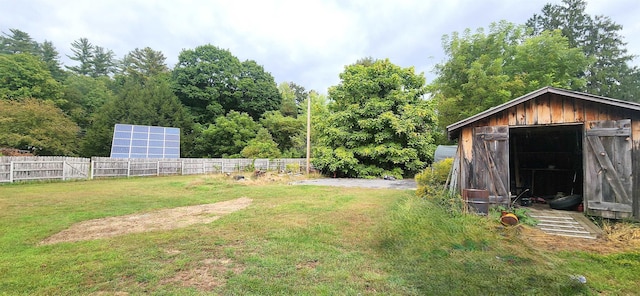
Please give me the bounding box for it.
[291,178,417,190]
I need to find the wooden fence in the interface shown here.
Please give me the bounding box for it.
[0,156,90,183]
[0,156,309,183]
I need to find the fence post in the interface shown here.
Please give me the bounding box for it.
[157,161,161,176]
[127,160,131,177]
[90,159,94,180]
[62,161,66,181]
[9,161,14,183]
[181,161,185,175]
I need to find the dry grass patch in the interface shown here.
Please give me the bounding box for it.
[161,258,245,292]
[519,222,640,254]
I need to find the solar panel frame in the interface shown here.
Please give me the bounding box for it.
[110,124,181,158]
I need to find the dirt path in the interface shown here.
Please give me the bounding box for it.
[40,197,252,245]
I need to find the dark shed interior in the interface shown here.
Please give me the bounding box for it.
[509,125,584,199]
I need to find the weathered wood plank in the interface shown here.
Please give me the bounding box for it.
[588,201,633,212]
[633,120,640,219]
[494,111,509,126]
[574,99,585,122]
[508,106,517,125]
[461,127,473,162]
[537,95,552,124]
[525,99,536,125]
[586,133,632,205]
[598,106,610,121]
[473,126,509,200]
[585,102,598,121]
[563,97,576,123]
[516,103,526,125]
[550,94,564,124]
[586,128,632,137]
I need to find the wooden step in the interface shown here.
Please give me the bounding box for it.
[526,208,601,240]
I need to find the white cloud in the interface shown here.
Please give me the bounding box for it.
[1,0,639,93]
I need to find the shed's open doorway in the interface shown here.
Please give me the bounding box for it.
[509,125,583,199]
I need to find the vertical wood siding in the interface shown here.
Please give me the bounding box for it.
[455,94,640,219]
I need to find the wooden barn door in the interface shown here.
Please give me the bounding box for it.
[472,126,510,203]
[584,120,633,219]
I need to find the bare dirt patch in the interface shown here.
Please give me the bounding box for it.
[40,197,253,245]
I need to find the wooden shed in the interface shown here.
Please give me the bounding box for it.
[447,86,640,220]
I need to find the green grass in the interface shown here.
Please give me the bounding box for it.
[1,175,639,295]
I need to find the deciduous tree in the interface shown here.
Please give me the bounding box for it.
[0,53,63,102]
[260,111,305,157]
[0,98,79,155]
[278,82,298,117]
[432,21,589,129]
[60,75,115,133]
[527,0,638,100]
[240,128,281,158]
[172,44,280,123]
[193,111,259,157]
[313,58,437,178]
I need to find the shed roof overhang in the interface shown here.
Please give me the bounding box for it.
[446,86,640,140]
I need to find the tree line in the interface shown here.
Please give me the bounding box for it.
[1,0,637,178]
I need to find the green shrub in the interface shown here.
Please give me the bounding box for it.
[285,162,300,173]
[415,158,453,198]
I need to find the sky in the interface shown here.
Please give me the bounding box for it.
[1,0,639,94]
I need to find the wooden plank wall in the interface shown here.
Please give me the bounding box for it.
[456,94,640,219]
[0,157,309,182]
[0,156,90,182]
[459,94,640,137]
[90,157,310,178]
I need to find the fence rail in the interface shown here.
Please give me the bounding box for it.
[0,156,309,183]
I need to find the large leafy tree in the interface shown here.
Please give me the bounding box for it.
[260,111,305,157]
[172,44,280,123]
[0,53,63,102]
[432,21,589,129]
[0,98,80,155]
[289,82,309,108]
[194,111,259,158]
[60,75,115,133]
[313,58,437,178]
[240,128,281,159]
[82,75,194,157]
[527,0,638,100]
[277,82,298,117]
[236,60,281,119]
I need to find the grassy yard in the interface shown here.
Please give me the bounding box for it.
[1,175,639,295]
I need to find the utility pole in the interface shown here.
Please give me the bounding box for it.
[306,94,311,174]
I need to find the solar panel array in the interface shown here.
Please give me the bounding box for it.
[110,124,180,158]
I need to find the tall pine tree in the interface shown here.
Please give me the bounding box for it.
[527,0,638,100]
